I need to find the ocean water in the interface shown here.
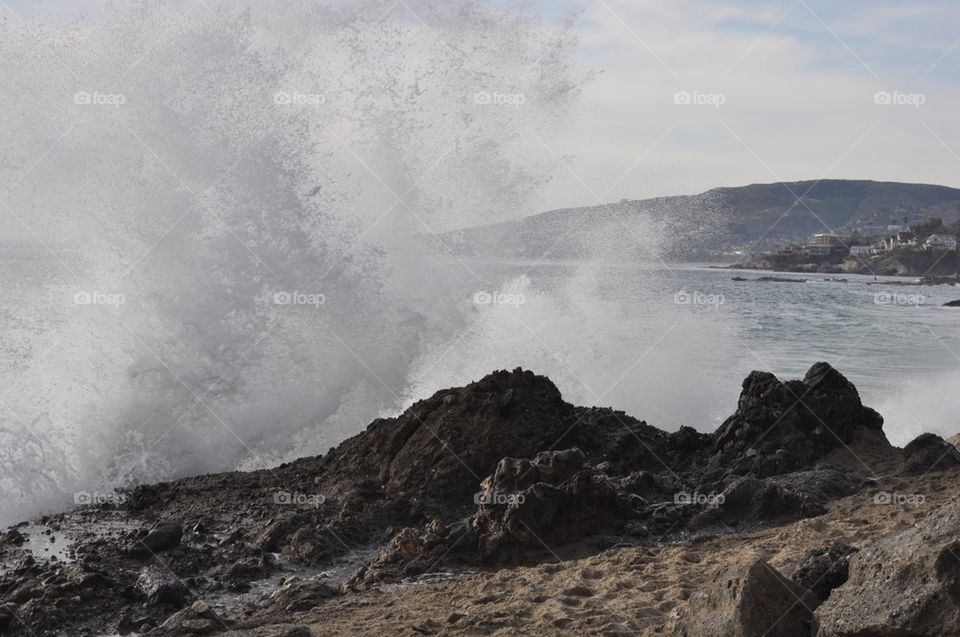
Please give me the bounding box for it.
[407,258,960,446]
[3,249,960,527]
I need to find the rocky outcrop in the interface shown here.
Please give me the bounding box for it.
[344,520,458,591]
[670,555,814,637]
[0,362,913,635]
[900,432,960,475]
[768,468,865,506]
[319,369,581,509]
[470,448,624,562]
[817,499,960,636]
[688,476,826,532]
[339,364,891,588]
[708,362,884,479]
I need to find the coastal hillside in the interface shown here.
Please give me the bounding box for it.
[435,180,960,259]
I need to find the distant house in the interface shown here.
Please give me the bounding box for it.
[896,231,917,246]
[882,231,919,251]
[777,244,805,256]
[805,245,836,256]
[804,232,849,257]
[849,245,872,257]
[924,234,958,251]
[811,232,850,246]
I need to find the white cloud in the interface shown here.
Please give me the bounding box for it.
[532,0,960,211]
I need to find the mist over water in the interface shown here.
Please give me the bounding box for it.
[0,0,584,525]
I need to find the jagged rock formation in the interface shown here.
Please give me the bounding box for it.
[1,362,957,636]
[707,362,884,479]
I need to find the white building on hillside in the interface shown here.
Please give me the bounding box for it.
[924,234,958,251]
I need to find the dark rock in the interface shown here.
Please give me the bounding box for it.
[157,599,224,634]
[688,476,825,531]
[471,451,622,563]
[943,299,960,307]
[6,579,42,604]
[817,498,960,635]
[900,432,960,475]
[136,565,189,607]
[708,363,885,479]
[669,556,814,637]
[2,529,25,546]
[320,369,580,508]
[768,467,865,506]
[345,521,463,591]
[0,604,16,631]
[126,521,183,557]
[791,541,857,607]
[266,577,340,611]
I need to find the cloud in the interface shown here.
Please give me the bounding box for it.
[532,0,960,212]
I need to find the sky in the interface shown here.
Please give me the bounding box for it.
[6,0,960,214]
[524,0,960,211]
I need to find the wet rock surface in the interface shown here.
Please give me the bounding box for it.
[127,520,184,557]
[0,363,952,635]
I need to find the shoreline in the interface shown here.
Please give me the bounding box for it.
[3,364,960,635]
[721,263,960,285]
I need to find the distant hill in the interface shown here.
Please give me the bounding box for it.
[435,180,960,260]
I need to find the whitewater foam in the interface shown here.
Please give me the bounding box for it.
[0,0,582,525]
